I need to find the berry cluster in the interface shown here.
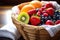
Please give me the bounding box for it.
[17,1,60,26]
[28,3,60,25]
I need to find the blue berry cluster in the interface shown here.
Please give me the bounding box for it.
[40,10,60,25]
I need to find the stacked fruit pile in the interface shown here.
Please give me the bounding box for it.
[17,1,60,26]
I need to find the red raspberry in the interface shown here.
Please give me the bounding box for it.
[43,13,48,17]
[28,9,37,16]
[46,20,54,25]
[55,20,60,24]
[37,11,41,16]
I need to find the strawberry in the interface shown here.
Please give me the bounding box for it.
[45,2,54,8]
[43,13,48,17]
[55,20,60,24]
[46,20,54,25]
[46,8,54,16]
[30,15,41,26]
[28,9,37,16]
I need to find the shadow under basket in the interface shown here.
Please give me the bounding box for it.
[11,14,60,40]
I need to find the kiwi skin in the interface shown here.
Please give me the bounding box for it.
[17,12,30,24]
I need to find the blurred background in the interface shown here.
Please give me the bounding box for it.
[0,0,32,6]
[0,0,60,6]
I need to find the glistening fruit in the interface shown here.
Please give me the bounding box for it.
[17,12,30,24]
[30,15,41,25]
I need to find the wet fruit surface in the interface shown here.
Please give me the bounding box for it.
[30,1,42,8]
[17,12,30,24]
[17,1,60,26]
[30,15,41,25]
[21,5,35,12]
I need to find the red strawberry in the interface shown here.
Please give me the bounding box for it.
[45,3,54,8]
[30,16,41,26]
[28,9,37,16]
[43,13,48,17]
[55,20,60,24]
[46,8,54,16]
[46,20,54,25]
[37,11,41,16]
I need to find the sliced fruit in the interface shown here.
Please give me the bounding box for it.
[45,20,54,25]
[30,1,42,8]
[17,12,30,24]
[46,8,54,16]
[27,9,37,16]
[18,2,29,10]
[30,15,41,26]
[21,5,35,12]
[55,20,60,24]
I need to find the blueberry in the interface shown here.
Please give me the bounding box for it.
[56,15,60,20]
[54,12,57,16]
[41,15,44,17]
[57,15,60,17]
[41,20,45,25]
[58,12,60,15]
[41,15,44,19]
[48,16,52,20]
[44,17,48,21]
[58,10,60,15]
[55,10,59,15]
[59,16,60,20]
[41,16,46,24]
[41,16,45,20]
[53,15,57,20]
[53,20,56,23]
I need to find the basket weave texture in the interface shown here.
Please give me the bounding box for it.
[11,2,60,40]
[12,14,60,40]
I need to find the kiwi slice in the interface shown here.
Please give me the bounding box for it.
[17,12,30,24]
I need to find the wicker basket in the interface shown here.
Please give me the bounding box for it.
[11,2,60,40]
